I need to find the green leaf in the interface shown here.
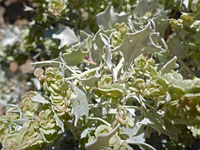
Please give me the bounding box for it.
[34,68,44,78]
[96,3,129,30]
[79,70,100,87]
[95,84,125,100]
[60,80,70,90]
[52,24,79,49]
[39,128,54,143]
[71,84,89,126]
[160,56,177,75]
[163,72,188,89]
[85,124,120,150]
[62,47,87,66]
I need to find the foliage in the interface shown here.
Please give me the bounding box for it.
[1,0,200,150]
[163,0,200,77]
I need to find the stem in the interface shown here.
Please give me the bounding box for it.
[59,52,78,75]
[123,105,141,110]
[88,117,111,126]
[31,60,78,75]
[64,66,101,81]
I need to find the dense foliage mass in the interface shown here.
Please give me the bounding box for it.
[1,0,200,150]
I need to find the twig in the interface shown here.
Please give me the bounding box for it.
[88,117,111,127]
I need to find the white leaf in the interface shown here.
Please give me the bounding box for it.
[71,84,89,126]
[52,24,79,49]
[31,94,50,104]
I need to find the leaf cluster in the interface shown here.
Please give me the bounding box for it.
[1,0,200,150]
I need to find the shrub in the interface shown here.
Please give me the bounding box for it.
[0,0,200,149]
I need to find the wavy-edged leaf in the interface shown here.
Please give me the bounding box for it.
[91,29,112,64]
[62,47,88,66]
[52,106,65,132]
[160,56,177,75]
[52,24,79,49]
[71,84,89,126]
[96,3,129,30]
[31,94,50,104]
[85,123,120,150]
[113,22,160,70]
[79,70,101,87]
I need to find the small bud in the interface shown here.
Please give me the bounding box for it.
[34,68,44,80]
